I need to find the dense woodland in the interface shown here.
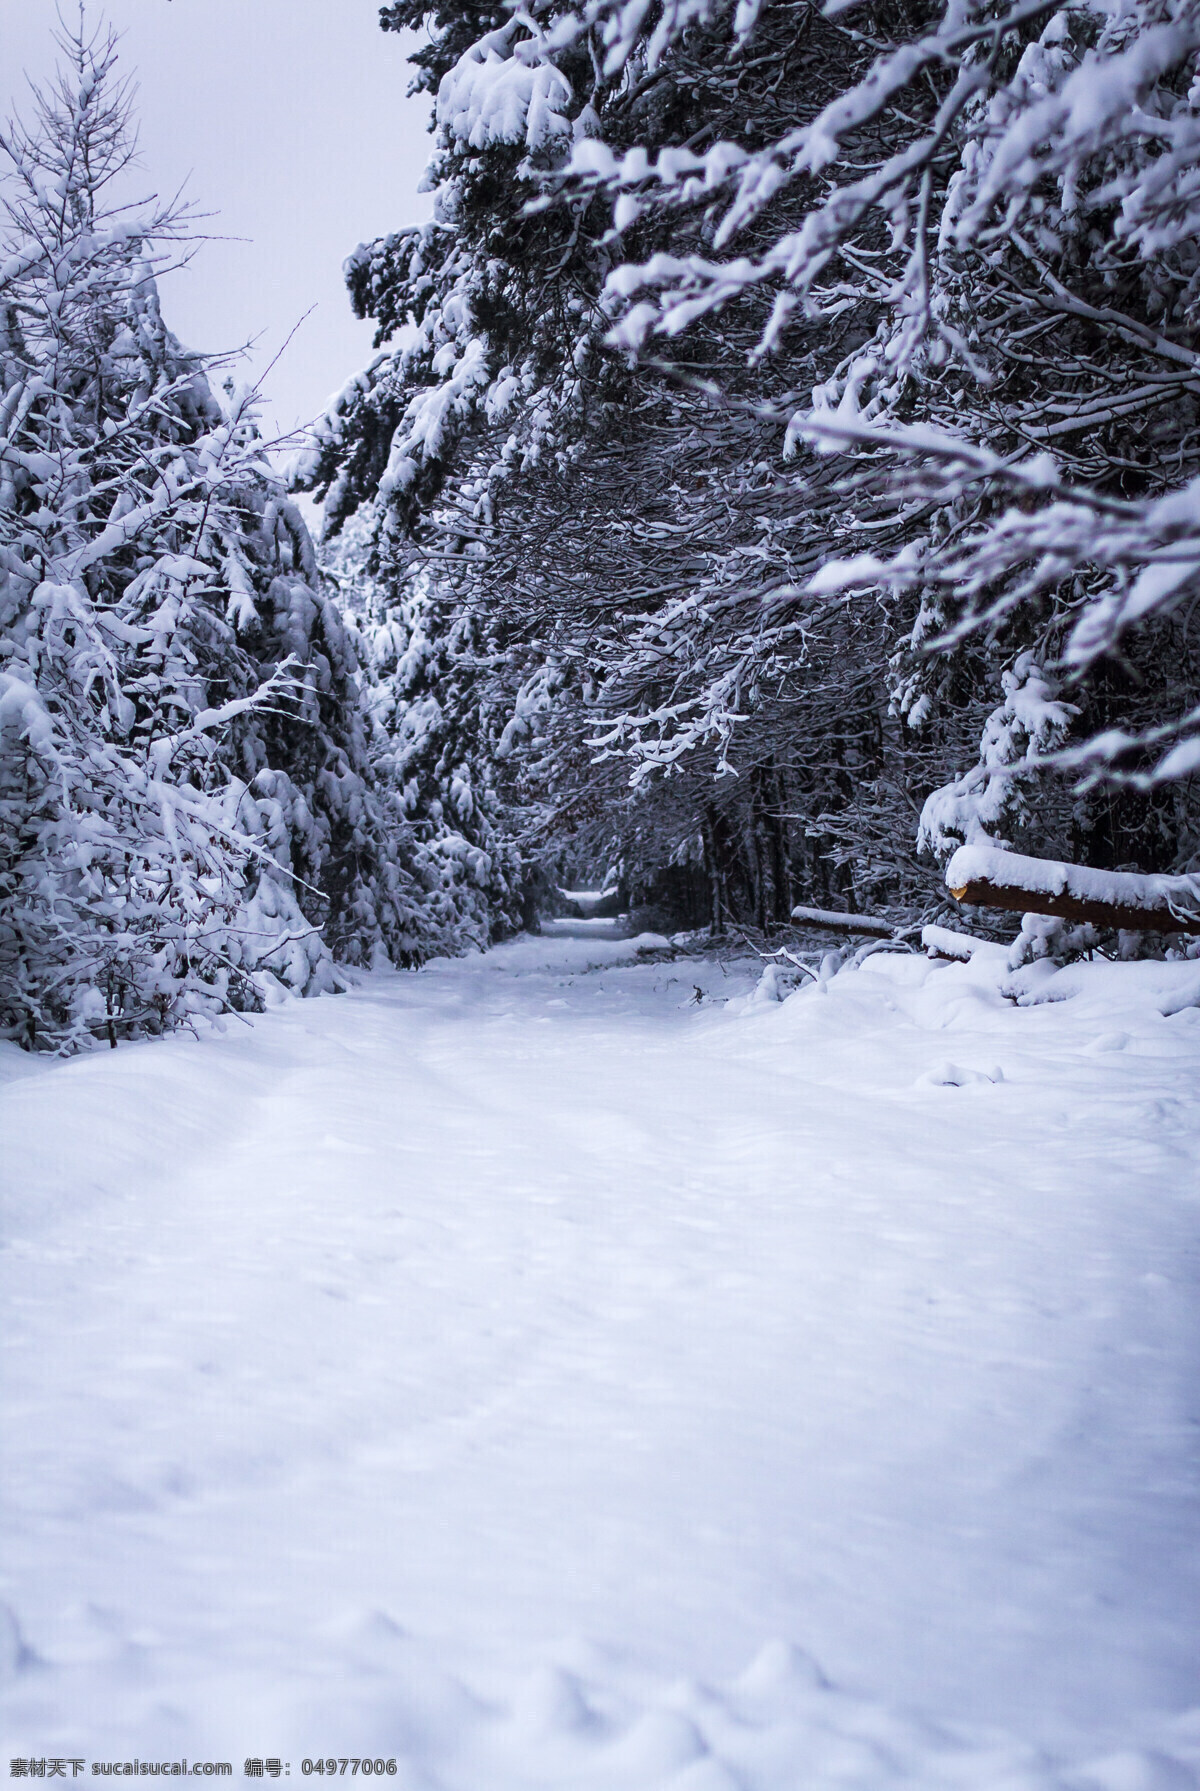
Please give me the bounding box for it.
[4,0,1200,1047]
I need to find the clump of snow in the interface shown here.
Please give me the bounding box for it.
[436,23,573,152]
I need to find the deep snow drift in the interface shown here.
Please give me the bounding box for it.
[2,931,1200,1787]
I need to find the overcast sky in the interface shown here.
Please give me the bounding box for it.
[1,0,434,442]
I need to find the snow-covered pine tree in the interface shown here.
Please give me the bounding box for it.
[0,20,425,1051]
[554,0,1200,872]
[296,0,951,929]
[311,0,1200,912]
[321,511,527,949]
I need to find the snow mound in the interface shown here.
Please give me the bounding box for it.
[917,1059,1005,1087]
[4,1626,1200,1786]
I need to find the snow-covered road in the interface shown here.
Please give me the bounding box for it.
[3,933,1200,1788]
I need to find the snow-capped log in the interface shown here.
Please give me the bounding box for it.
[920,925,1011,964]
[790,906,894,939]
[946,847,1200,936]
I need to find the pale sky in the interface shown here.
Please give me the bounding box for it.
[1,0,435,444]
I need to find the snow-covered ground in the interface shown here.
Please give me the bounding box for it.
[3,932,1200,1787]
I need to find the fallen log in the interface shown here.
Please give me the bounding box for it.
[921,924,1009,964]
[790,904,894,938]
[945,844,1200,936]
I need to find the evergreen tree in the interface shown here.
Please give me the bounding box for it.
[555,0,1200,864]
[297,0,1200,928]
[321,511,527,949]
[295,0,944,925]
[0,21,426,1050]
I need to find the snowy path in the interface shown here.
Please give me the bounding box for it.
[3,934,1200,1787]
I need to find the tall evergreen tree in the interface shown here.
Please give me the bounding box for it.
[298,0,1200,929]
[0,20,429,1051]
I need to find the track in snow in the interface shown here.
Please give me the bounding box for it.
[3,930,1200,1787]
